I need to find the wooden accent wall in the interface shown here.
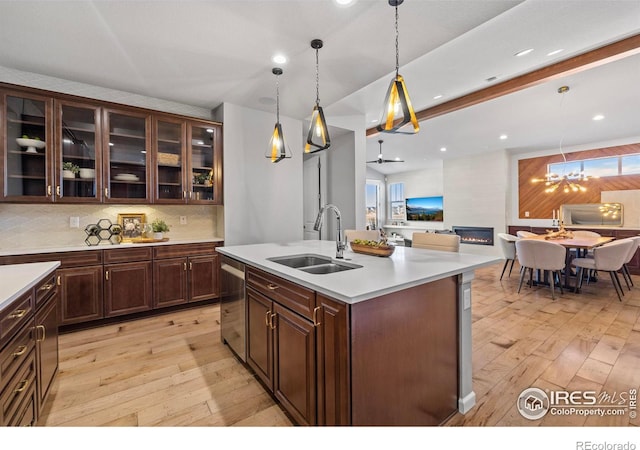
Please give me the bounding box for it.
[519,143,640,219]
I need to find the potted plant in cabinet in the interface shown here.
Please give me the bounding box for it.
[62,162,80,179]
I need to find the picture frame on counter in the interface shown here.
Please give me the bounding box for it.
[118,213,146,241]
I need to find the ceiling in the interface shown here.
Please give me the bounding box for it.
[0,1,639,175]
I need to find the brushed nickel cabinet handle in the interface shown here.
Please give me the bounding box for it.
[47,185,52,196]
[189,262,193,271]
[266,283,278,290]
[105,270,109,281]
[104,187,109,198]
[12,345,27,357]
[14,379,29,394]
[265,310,271,327]
[313,306,321,327]
[57,275,61,286]
[183,191,186,199]
[39,283,53,292]
[183,262,187,271]
[56,185,61,197]
[8,309,27,319]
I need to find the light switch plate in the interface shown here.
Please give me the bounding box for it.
[70,216,80,228]
[180,216,187,225]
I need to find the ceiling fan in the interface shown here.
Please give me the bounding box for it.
[367,139,405,164]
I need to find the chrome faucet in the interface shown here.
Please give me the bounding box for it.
[313,204,345,259]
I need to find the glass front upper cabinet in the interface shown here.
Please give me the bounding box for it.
[154,117,185,203]
[189,122,222,204]
[56,101,101,202]
[103,108,151,203]
[2,92,53,201]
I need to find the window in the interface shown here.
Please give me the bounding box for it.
[548,153,640,178]
[365,183,379,230]
[389,182,405,221]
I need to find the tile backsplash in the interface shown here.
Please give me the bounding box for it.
[0,204,224,251]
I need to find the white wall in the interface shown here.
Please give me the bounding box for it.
[324,131,356,241]
[443,150,509,256]
[216,103,304,246]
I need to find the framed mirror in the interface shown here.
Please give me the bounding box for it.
[560,203,623,227]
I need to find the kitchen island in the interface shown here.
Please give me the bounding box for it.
[217,240,500,426]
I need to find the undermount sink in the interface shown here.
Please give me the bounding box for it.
[267,254,362,274]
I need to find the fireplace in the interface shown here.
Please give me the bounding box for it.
[452,226,494,246]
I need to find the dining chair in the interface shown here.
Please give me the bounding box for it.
[571,230,602,257]
[619,236,640,290]
[412,232,460,252]
[515,239,566,300]
[344,229,381,243]
[571,238,635,301]
[497,233,520,280]
[516,230,538,238]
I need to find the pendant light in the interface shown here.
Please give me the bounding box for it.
[305,39,331,153]
[531,86,594,193]
[376,0,419,135]
[265,67,292,163]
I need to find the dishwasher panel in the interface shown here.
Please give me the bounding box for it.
[220,255,246,362]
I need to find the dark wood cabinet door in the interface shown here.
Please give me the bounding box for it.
[104,261,152,317]
[153,257,188,308]
[273,303,316,426]
[316,295,350,426]
[188,254,219,302]
[58,266,104,325]
[246,288,273,390]
[187,121,222,204]
[35,292,59,410]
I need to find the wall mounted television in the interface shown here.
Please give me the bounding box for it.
[405,196,444,221]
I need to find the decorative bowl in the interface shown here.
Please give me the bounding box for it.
[16,138,45,153]
[79,168,95,179]
[350,242,395,257]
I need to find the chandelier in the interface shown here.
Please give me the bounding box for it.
[531,86,594,193]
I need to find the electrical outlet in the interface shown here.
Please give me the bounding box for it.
[525,211,530,217]
[70,216,80,228]
[179,216,187,225]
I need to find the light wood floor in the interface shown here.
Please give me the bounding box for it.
[39,260,640,427]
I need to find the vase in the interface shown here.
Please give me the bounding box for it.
[63,170,76,179]
[153,232,163,240]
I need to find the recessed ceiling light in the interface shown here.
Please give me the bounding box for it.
[499,134,508,140]
[433,94,443,100]
[547,49,564,56]
[371,119,377,123]
[592,114,605,121]
[514,48,534,57]
[272,54,287,64]
[395,157,401,161]
[440,147,447,152]
[335,0,356,5]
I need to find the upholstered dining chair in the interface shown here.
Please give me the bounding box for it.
[571,230,602,257]
[516,230,538,238]
[344,229,381,243]
[571,238,635,301]
[497,233,520,280]
[412,232,460,252]
[515,239,566,300]
[619,236,640,290]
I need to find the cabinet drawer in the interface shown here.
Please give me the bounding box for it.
[34,273,57,308]
[0,251,102,268]
[153,242,220,259]
[0,322,35,389]
[0,292,34,348]
[104,247,152,263]
[246,267,315,320]
[0,350,36,426]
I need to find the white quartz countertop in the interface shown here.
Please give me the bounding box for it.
[0,238,224,257]
[0,261,60,312]
[217,240,500,304]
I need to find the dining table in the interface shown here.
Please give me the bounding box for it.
[523,234,615,290]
